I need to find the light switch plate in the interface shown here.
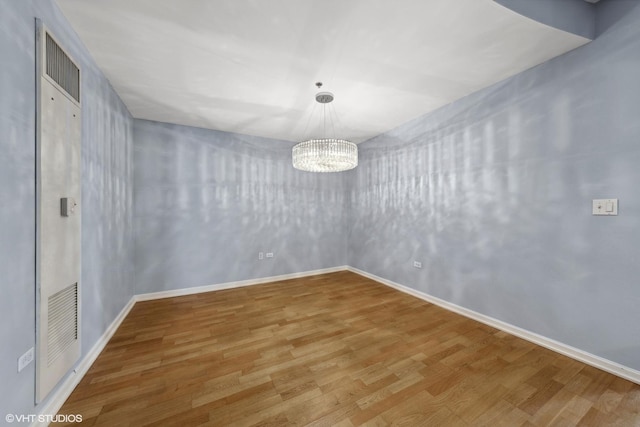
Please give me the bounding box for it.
[592,199,618,216]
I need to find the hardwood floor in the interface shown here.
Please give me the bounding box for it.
[59,271,640,426]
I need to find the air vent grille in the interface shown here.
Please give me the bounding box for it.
[47,283,78,366]
[45,33,80,102]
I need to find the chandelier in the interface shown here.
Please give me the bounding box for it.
[292,84,357,172]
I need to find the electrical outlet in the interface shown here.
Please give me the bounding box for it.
[413,261,422,269]
[592,199,618,216]
[18,347,34,373]
[266,252,274,258]
[258,252,264,260]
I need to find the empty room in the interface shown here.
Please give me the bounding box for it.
[2,0,640,425]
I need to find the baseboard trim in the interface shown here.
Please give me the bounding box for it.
[34,266,349,425]
[134,266,349,302]
[34,264,639,426]
[33,296,137,427]
[347,266,640,386]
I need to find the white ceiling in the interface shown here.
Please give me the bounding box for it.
[55,0,590,143]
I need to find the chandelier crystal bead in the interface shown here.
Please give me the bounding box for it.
[292,138,357,172]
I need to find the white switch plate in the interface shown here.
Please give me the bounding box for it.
[18,347,34,372]
[413,261,422,268]
[266,252,274,258]
[592,199,618,216]
[258,252,264,260]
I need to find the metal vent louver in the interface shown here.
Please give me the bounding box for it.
[47,283,78,366]
[45,33,80,102]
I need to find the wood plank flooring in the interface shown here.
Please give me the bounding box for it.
[59,271,640,426]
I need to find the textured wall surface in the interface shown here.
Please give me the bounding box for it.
[0,0,133,416]
[133,120,346,294]
[348,2,640,370]
[494,0,595,39]
[0,1,38,417]
[2,0,640,419]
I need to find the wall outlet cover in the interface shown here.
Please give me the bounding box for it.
[593,199,618,216]
[18,347,34,372]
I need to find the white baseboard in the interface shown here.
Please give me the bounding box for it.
[33,263,639,426]
[33,296,137,427]
[34,265,349,426]
[135,266,348,302]
[347,266,640,386]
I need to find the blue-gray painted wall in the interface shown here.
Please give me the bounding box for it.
[133,120,347,294]
[348,1,640,370]
[494,0,596,39]
[0,0,134,417]
[596,0,639,36]
[2,0,640,419]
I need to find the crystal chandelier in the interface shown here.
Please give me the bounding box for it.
[292,84,357,172]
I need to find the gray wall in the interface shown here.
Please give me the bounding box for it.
[0,0,134,417]
[2,0,640,418]
[133,120,347,294]
[494,0,596,39]
[348,1,640,370]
